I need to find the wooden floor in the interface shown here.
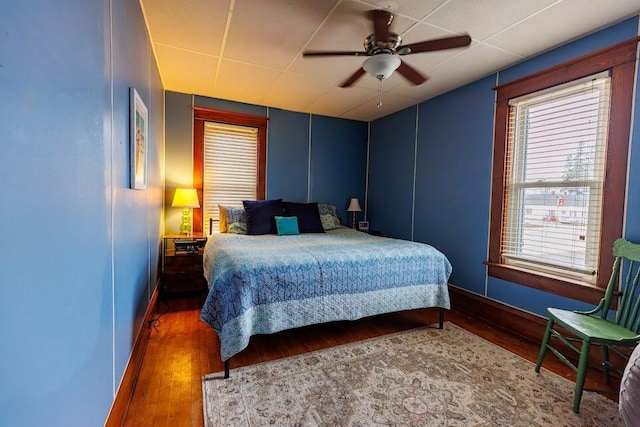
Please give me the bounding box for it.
[122,294,618,426]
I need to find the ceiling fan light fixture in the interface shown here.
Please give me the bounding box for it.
[362,54,400,80]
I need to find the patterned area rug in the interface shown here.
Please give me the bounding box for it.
[202,322,621,426]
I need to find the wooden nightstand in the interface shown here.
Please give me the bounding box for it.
[162,233,208,297]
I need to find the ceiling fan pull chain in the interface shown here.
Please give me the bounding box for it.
[377,79,383,108]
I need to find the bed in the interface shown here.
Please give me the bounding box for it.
[200,224,452,378]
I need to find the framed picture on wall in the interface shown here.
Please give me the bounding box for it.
[130,88,148,189]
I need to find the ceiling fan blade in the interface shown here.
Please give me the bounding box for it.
[303,51,368,57]
[340,68,367,88]
[372,9,391,42]
[399,34,472,55]
[397,60,427,85]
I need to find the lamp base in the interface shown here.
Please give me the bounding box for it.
[179,207,192,235]
[352,212,356,229]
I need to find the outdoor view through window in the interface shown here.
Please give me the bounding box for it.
[502,74,610,281]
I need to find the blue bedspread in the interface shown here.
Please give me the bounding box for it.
[200,228,452,361]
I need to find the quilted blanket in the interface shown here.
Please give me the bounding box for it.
[200,228,452,361]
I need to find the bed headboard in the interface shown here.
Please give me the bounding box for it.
[209,218,214,235]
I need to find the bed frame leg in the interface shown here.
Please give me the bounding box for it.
[224,360,230,379]
[438,308,444,329]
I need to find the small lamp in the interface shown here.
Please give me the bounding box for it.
[172,188,200,235]
[347,198,362,229]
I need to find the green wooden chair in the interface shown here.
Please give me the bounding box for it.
[535,238,640,413]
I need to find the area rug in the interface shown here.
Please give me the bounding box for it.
[202,322,621,426]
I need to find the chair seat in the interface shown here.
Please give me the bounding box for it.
[548,308,640,344]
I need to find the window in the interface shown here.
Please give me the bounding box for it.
[192,108,267,234]
[202,122,258,230]
[503,75,610,281]
[488,38,637,303]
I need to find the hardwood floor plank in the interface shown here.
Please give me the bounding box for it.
[122,295,618,426]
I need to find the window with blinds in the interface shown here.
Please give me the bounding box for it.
[202,121,258,231]
[501,74,610,281]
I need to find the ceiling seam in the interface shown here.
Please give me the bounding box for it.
[152,42,220,56]
[483,0,564,43]
[212,0,236,93]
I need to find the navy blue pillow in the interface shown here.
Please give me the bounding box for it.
[242,199,284,235]
[283,202,324,233]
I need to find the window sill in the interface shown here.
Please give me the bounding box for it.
[484,261,605,305]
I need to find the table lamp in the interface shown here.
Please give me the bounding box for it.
[347,198,362,229]
[172,188,200,234]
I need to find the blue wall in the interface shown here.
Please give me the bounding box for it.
[368,16,640,317]
[164,93,368,230]
[414,76,495,294]
[0,1,163,426]
[369,107,419,240]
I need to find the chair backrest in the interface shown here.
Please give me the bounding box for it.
[599,238,640,332]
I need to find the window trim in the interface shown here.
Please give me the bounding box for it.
[192,107,267,233]
[487,37,638,304]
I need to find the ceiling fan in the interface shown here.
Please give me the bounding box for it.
[303,10,472,88]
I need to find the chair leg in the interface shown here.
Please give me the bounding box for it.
[535,318,554,372]
[573,339,591,413]
[601,344,610,383]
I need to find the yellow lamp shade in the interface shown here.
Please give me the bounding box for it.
[172,188,200,208]
[172,188,199,234]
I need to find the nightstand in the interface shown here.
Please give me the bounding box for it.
[162,233,208,297]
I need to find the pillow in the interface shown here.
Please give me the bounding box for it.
[318,203,341,230]
[320,213,341,231]
[227,221,247,234]
[283,201,324,233]
[275,216,299,236]
[218,205,247,234]
[242,199,284,235]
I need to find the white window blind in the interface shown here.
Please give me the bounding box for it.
[203,121,258,231]
[502,74,610,280]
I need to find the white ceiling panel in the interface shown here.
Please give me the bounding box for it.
[213,60,282,106]
[301,1,379,52]
[153,45,218,96]
[305,85,378,118]
[142,0,230,55]
[424,0,558,41]
[346,91,424,121]
[262,73,337,112]
[487,0,640,57]
[289,54,374,88]
[224,0,339,69]
[361,0,449,21]
[141,0,640,121]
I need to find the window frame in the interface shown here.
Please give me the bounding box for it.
[487,37,638,304]
[502,75,610,280]
[192,107,267,233]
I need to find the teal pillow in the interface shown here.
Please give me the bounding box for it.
[275,216,299,236]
